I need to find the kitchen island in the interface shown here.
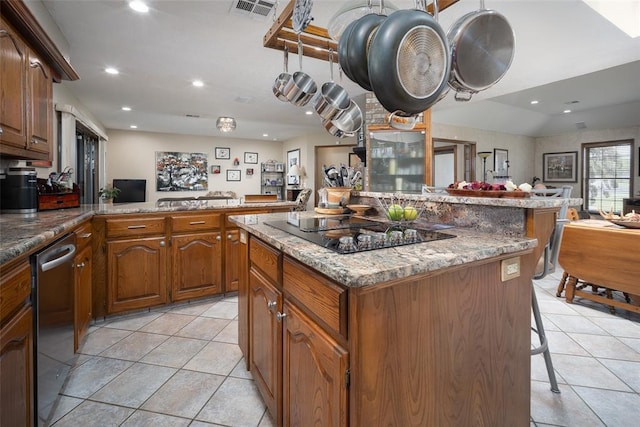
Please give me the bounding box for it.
[229,193,576,427]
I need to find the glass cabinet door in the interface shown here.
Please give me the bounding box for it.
[368,131,426,193]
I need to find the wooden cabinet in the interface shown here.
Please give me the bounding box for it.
[0,16,28,150]
[170,213,223,301]
[171,232,222,301]
[247,237,349,427]
[73,221,93,351]
[282,301,348,427]
[106,237,168,314]
[225,228,241,292]
[0,16,52,160]
[26,47,52,156]
[0,260,34,427]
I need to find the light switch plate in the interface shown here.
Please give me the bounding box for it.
[501,257,521,282]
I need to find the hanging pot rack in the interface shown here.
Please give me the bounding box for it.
[263,0,461,63]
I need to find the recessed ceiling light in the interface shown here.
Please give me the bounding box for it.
[105,67,119,75]
[563,109,571,114]
[129,125,138,129]
[121,106,132,111]
[192,80,204,87]
[530,100,539,105]
[305,111,313,115]
[263,133,269,137]
[128,1,149,13]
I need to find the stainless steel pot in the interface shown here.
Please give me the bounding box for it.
[322,100,363,138]
[367,5,450,115]
[272,47,291,102]
[284,40,317,107]
[313,49,351,120]
[447,0,515,101]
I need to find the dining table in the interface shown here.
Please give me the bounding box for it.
[558,219,640,314]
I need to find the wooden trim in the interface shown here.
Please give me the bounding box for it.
[2,0,79,81]
[264,0,461,63]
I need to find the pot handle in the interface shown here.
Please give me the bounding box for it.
[454,90,475,102]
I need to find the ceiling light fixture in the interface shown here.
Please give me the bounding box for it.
[105,67,119,75]
[130,125,138,129]
[563,109,572,113]
[327,0,399,40]
[530,100,539,105]
[192,80,204,87]
[216,117,236,133]
[121,106,132,111]
[129,1,149,13]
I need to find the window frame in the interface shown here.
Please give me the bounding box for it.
[582,139,634,214]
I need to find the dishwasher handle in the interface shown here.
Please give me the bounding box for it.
[40,244,76,272]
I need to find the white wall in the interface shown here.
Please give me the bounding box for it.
[432,122,537,185]
[534,126,640,200]
[105,129,285,203]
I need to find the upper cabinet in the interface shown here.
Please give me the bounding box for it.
[0,1,79,161]
[0,17,28,151]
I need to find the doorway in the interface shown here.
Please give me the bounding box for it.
[75,122,100,204]
[433,138,476,185]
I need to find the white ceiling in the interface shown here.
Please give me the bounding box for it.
[39,0,640,141]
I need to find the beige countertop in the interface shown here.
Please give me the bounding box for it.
[0,199,295,265]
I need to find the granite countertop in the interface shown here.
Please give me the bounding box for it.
[0,199,296,265]
[230,212,537,288]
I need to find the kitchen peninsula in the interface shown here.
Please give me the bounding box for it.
[230,192,577,427]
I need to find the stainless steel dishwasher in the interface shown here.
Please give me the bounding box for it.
[31,233,77,426]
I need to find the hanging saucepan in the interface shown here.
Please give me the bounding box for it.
[313,49,351,120]
[283,37,317,107]
[367,1,451,115]
[345,0,387,91]
[338,19,359,83]
[322,100,363,138]
[447,0,515,101]
[272,46,291,102]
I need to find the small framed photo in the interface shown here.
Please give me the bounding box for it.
[276,163,284,172]
[210,165,221,174]
[543,151,578,183]
[215,147,230,159]
[246,168,254,175]
[244,152,258,164]
[227,169,241,181]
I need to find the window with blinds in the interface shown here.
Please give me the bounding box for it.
[583,140,632,214]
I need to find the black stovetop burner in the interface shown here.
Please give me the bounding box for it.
[265,215,454,254]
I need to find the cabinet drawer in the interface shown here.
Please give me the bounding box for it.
[249,237,281,285]
[283,257,347,338]
[0,260,31,323]
[106,217,165,238]
[74,221,92,250]
[171,214,220,233]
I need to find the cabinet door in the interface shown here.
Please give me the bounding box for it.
[74,244,92,352]
[26,48,52,156]
[225,228,240,292]
[282,301,349,427]
[249,268,282,425]
[170,232,222,302]
[0,18,28,149]
[107,237,168,314]
[0,305,33,427]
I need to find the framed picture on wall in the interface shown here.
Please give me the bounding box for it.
[244,152,258,164]
[493,149,509,177]
[287,148,300,174]
[215,147,230,159]
[226,169,241,181]
[543,151,578,182]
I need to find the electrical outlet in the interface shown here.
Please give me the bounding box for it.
[501,257,521,282]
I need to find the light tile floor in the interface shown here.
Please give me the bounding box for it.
[49,269,640,426]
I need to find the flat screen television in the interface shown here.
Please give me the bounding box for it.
[112,179,146,203]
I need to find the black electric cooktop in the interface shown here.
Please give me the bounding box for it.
[265,215,454,254]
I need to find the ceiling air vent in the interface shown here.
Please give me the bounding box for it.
[230,0,276,21]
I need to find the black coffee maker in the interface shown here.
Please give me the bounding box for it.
[0,167,38,213]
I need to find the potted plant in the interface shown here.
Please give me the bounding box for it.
[98,185,120,203]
